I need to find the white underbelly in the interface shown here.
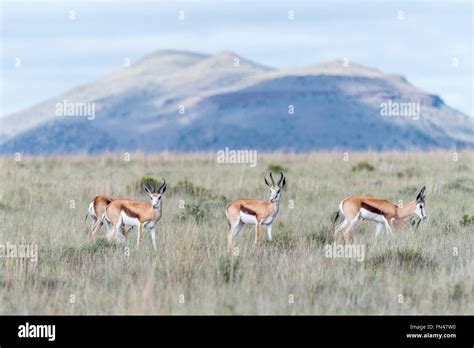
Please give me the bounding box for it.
[360,208,386,223]
[120,212,141,226]
[240,211,258,224]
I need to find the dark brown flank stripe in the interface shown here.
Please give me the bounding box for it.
[361,202,383,215]
[241,205,257,216]
[122,205,140,219]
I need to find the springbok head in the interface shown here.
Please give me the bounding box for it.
[143,179,167,207]
[415,186,427,220]
[264,172,286,203]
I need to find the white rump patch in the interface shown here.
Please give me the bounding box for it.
[88,201,95,217]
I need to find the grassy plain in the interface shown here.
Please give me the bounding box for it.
[0,151,472,314]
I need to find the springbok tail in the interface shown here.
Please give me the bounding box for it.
[225,203,231,227]
[85,213,91,234]
[90,212,106,237]
[332,211,340,228]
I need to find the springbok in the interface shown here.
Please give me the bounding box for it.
[85,195,125,240]
[333,186,427,243]
[103,179,167,249]
[225,172,286,250]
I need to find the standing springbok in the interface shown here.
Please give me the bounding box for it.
[226,172,286,250]
[333,186,427,243]
[103,179,167,250]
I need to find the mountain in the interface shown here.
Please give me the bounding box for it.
[0,50,472,154]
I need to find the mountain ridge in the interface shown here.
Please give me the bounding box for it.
[1,50,472,154]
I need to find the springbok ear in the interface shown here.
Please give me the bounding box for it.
[417,186,426,201]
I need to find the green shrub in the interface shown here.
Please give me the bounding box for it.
[451,283,464,301]
[396,167,417,178]
[171,178,213,197]
[170,178,228,205]
[178,202,206,223]
[138,176,162,191]
[366,248,436,271]
[460,214,474,226]
[267,163,288,173]
[351,161,375,172]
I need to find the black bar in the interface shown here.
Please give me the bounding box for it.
[0,315,472,346]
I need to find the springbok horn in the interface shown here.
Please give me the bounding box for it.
[277,172,284,186]
[143,183,151,193]
[264,175,271,187]
[269,172,275,186]
[159,178,166,192]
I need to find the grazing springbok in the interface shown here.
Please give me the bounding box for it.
[226,172,286,250]
[333,186,427,243]
[103,179,167,249]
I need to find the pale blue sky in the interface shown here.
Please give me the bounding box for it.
[1,0,472,116]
